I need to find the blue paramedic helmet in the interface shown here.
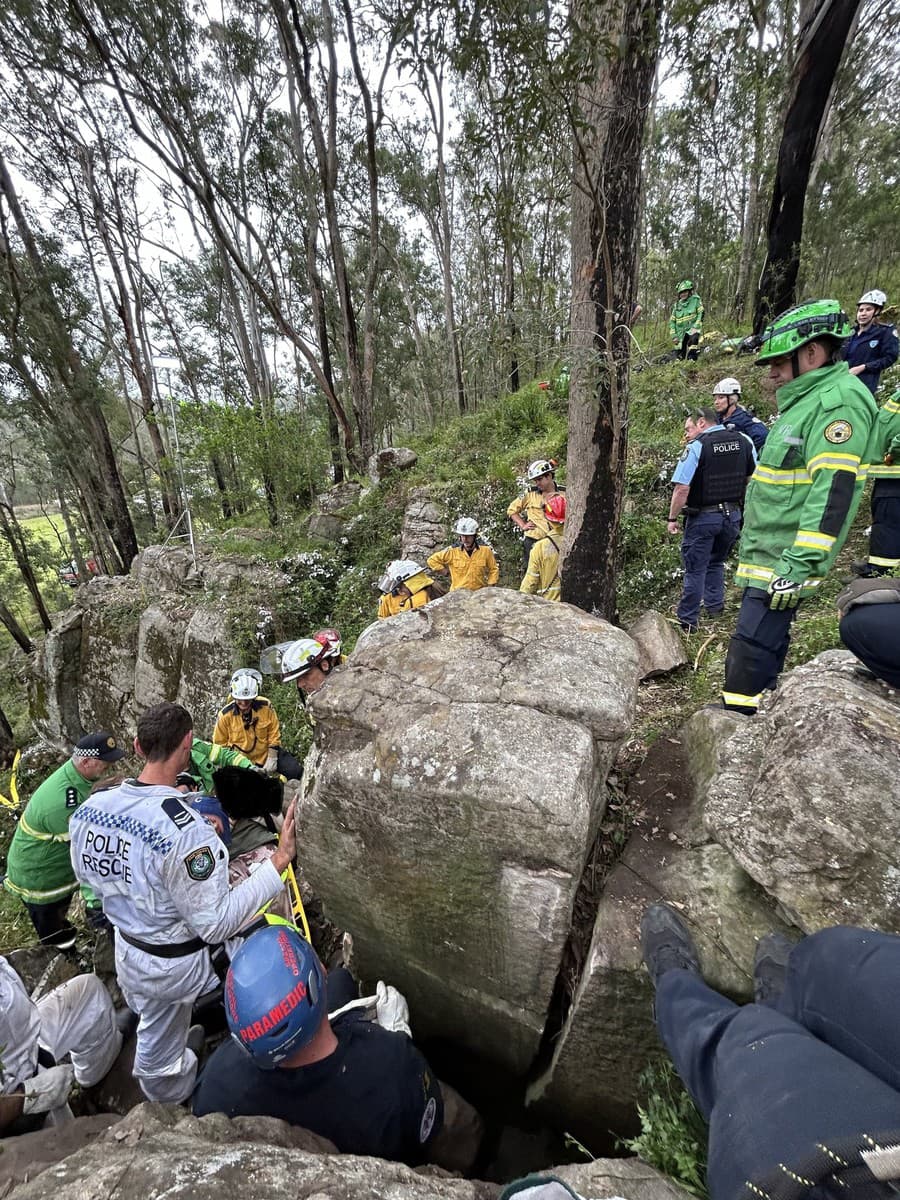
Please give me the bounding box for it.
[225,925,326,1068]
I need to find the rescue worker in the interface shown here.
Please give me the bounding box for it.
[721,300,877,714]
[193,924,446,1166]
[837,577,900,689]
[507,459,564,572]
[843,288,899,394]
[520,494,566,602]
[261,629,343,698]
[852,386,900,577]
[377,559,436,619]
[70,701,297,1104]
[4,732,125,950]
[668,279,704,361]
[0,956,122,1132]
[641,904,900,1200]
[667,407,756,633]
[178,737,256,794]
[212,668,301,780]
[711,377,768,451]
[426,518,499,591]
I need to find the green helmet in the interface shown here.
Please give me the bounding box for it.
[676,279,693,293]
[755,300,853,363]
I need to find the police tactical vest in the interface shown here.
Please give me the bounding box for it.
[687,427,752,509]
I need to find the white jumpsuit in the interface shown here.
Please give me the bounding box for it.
[70,781,282,1103]
[0,958,121,1094]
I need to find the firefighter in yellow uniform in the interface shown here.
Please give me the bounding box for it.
[519,495,566,602]
[213,669,301,780]
[377,560,436,619]
[427,518,499,591]
[507,458,563,573]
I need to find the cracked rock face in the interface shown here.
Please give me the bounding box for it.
[5,1104,691,1200]
[300,589,640,1074]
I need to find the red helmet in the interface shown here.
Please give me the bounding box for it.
[312,628,342,660]
[543,494,566,524]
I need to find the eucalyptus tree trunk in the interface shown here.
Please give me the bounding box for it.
[733,2,768,321]
[561,0,662,619]
[753,0,861,330]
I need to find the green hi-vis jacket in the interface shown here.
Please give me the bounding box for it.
[867,391,900,479]
[735,363,877,597]
[190,738,254,793]
[5,759,91,904]
[668,294,704,343]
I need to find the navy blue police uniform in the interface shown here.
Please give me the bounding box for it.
[843,322,899,395]
[671,425,756,632]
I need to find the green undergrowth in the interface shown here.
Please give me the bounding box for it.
[622,1059,709,1199]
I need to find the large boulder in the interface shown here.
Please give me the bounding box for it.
[175,608,232,733]
[402,486,447,560]
[627,611,689,680]
[368,446,418,483]
[134,603,191,711]
[31,608,83,743]
[5,1103,690,1200]
[300,589,640,1074]
[77,581,142,733]
[529,727,791,1137]
[701,651,900,932]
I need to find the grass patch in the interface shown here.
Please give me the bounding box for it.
[622,1059,709,1199]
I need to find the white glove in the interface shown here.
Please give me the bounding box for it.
[375,981,411,1037]
[264,748,279,774]
[21,1064,75,1115]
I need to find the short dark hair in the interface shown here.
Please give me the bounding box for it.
[137,703,192,761]
[691,406,718,425]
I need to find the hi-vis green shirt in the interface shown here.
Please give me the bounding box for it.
[735,363,877,595]
[668,294,704,343]
[5,759,90,904]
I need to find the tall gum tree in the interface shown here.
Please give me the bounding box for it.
[561,0,662,618]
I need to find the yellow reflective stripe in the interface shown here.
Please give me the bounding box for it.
[868,466,900,477]
[753,466,812,486]
[18,814,70,843]
[722,691,761,709]
[793,530,836,551]
[737,563,774,582]
[4,877,79,903]
[807,451,861,475]
[869,556,900,567]
[884,398,900,414]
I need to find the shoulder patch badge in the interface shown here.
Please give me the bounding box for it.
[824,419,853,445]
[65,786,80,809]
[185,846,215,881]
[163,796,195,830]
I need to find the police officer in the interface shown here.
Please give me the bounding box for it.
[0,957,122,1131]
[4,731,126,950]
[843,289,899,395]
[193,924,447,1166]
[711,377,768,451]
[667,407,756,633]
[668,280,704,361]
[70,702,297,1104]
[721,300,877,714]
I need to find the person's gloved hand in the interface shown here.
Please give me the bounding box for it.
[375,981,411,1037]
[264,748,278,775]
[21,1065,75,1115]
[767,577,803,610]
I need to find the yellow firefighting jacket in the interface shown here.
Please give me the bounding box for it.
[426,542,499,591]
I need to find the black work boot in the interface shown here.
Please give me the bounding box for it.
[753,932,796,1006]
[640,904,702,990]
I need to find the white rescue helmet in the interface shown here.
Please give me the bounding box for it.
[858,289,887,309]
[454,517,479,537]
[231,668,262,700]
[277,638,328,683]
[712,377,742,397]
[377,559,423,594]
[526,458,556,481]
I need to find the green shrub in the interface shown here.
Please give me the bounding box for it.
[623,1059,709,1199]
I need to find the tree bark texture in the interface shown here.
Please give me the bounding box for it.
[753,0,861,331]
[561,0,661,618]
